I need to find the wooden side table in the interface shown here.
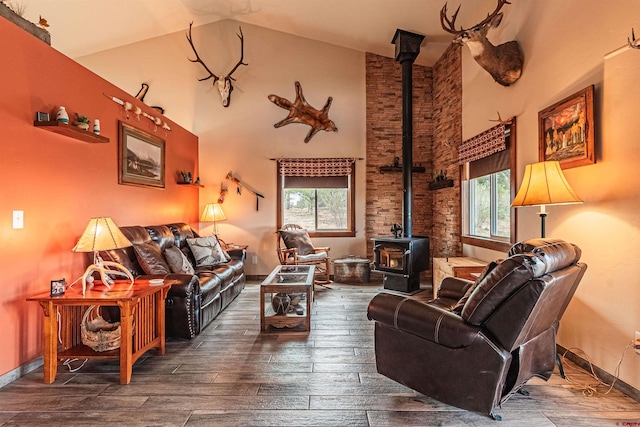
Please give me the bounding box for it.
[27,279,172,384]
[432,257,488,299]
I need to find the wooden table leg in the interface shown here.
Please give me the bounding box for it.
[40,301,58,384]
[260,285,266,332]
[119,301,133,385]
[156,288,167,355]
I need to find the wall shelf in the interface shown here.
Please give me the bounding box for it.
[428,179,454,191]
[177,182,204,188]
[34,121,109,143]
[379,165,425,174]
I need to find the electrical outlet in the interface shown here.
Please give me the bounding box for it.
[635,331,640,355]
[251,255,258,265]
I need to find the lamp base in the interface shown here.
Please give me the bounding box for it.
[77,261,134,295]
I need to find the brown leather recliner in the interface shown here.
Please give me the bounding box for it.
[367,238,587,420]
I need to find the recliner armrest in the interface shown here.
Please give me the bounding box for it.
[368,292,482,349]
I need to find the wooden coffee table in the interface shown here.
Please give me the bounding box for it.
[27,278,173,384]
[260,265,315,332]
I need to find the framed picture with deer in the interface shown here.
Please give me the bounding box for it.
[538,85,595,169]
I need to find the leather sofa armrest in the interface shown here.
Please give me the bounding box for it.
[437,276,475,300]
[163,273,200,297]
[226,248,246,261]
[368,292,481,349]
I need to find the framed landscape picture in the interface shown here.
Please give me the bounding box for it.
[119,121,165,188]
[538,85,595,169]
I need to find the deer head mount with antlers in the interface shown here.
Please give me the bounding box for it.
[186,22,248,107]
[440,0,524,86]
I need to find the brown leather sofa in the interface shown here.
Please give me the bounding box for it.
[367,238,587,420]
[100,222,245,339]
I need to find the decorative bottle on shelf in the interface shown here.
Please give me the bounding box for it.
[56,106,69,124]
[93,119,101,135]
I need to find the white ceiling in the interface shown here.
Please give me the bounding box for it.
[22,0,500,66]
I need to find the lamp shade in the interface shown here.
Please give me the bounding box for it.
[200,203,227,222]
[511,161,583,207]
[72,217,132,253]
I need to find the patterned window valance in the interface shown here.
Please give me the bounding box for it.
[458,123,508,164]
[279,158,355,176]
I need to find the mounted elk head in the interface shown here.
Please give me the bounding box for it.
[440,0,524,86]
[186,22,248,107]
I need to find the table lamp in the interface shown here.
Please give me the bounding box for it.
[200,203,227,238]
[72,217,135,295]
[511,161,583,237]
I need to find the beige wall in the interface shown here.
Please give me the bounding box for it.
[79,20,368,276]
[461,0,640,390]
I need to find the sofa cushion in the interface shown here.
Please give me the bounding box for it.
[187,236,231,267]
[279,229,315,255]
[164,246,195,275]
[133,241,171,275]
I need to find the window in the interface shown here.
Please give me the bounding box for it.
[277,158,356,237]
[460,120,517,251]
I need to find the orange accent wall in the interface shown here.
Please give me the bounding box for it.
[0,18,200,378]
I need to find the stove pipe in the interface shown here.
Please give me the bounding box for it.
[391,29,424,238]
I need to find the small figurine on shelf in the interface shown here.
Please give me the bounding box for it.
[180,171,192,184]
[56,106,69,124]
[435,170,447,181]
[73,114,90,131]
[93,119,101,135]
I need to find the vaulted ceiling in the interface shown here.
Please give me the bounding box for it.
[24,0,500,65]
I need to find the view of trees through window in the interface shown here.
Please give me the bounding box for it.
[469,170,511,239]
[283,188,348,231]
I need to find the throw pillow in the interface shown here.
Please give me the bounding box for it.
[186,236,231,267]
[451,261,498,315]
[461,254,540,325]
[279,229,315,256]
[164,246,195,275]
[133,241,171,275]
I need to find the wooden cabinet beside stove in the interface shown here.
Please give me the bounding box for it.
[432,257,488,299]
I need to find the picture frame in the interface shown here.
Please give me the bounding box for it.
[50,278,66,297]
[118,121,165,188]
[538,85,595,169]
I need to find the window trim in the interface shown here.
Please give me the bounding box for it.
[461,119,517,252]
[276,160,356,238]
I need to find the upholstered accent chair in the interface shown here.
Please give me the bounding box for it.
[276,224,331,287]
[367,238,587,420]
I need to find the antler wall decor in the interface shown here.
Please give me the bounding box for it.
[186,22,248,108]
[440,0,524,86]
[629,28,640,49]
[268,81,338,143]
[226,172,264,210]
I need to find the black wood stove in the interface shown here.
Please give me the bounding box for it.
[371,29,430,293]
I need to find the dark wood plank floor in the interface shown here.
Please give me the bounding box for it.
[1,282,639,426]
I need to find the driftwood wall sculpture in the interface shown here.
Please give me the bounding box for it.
[268,81,338,143]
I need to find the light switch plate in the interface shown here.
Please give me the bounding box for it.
[12,210,24,229]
